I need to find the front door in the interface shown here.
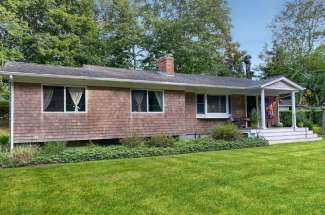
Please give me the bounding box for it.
[246,96,258,127]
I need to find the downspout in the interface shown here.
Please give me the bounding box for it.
[9,75,14,150]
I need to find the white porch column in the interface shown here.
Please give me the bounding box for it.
[260,88,266,129]
[291,91,297,128]
[9,75,14,150]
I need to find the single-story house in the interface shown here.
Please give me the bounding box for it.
[0,54,321,148]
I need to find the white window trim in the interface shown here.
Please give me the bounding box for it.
[41,84,88,113]
[130,89,164,113]
[196,94,231,119]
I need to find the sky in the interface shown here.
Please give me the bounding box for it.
[228,0,286,70]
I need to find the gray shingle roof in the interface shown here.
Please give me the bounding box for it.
[2,61,284,89]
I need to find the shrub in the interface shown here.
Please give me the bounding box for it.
[210,123,242,141]
[119,134,144,148]
[42,142,66,155]
[250,111,260,129]
[1,137,268,168]
[312,125,322,135]
[280,110,323,128]
[0,134,8,145]
[145,134,176,147]
[1,145,39,167]
[0,134,9,152]
[297,121,304,128]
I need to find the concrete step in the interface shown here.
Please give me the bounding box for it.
[263,134,319,141]
[249,128,308,134]
[270,137,322,144]
[259,131,314,137]
[244,127,322,144]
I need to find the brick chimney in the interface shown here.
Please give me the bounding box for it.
[158,54,174,76]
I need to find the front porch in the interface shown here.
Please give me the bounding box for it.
[234,77,321,143]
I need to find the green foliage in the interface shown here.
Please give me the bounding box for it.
[144,134,176,148]
[0,134,8,146]
[1,137,268,168]
[0,145,39,167]
[41,141,66,155]
[280,110,322,128]
[209,123,242,141]
[0,0,243,76]
[260,0,325,106]
[297,121,304,128]
[312,125,322,135]
[250,111,260,129]
[119,134,144,148]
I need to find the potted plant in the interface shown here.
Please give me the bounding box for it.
[250,110,260,129]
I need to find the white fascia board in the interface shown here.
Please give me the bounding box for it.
[260,77,305,91]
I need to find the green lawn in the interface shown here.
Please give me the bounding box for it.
[1,140,325,214]
[0,127,8,136]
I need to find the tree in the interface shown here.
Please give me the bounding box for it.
[0,1,28,64]
[1,0,101,66]
[260,0,325,106]
[140,0,234,75]
[96,0,145,69]
[270,0,325,56]
[301,45,325,105]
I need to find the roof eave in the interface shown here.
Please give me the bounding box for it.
[260,77,305,91]
[0,70,251,90]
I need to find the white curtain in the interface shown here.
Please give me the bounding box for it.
[43,87,54,110]
[134,92,144,112]
[154,92,163,110]
[68,88,83,111]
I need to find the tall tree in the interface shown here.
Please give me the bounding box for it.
[140,0,234,75]
[1,0,101,66]
[270,0,325,56]
[0,0,27,64]
[96,0,144,68]
[260,0,325,106]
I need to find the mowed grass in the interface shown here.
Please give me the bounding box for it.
[1,140,325,215]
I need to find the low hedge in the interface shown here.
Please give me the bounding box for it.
[0,137,268,168]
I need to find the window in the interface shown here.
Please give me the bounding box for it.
[66,87,86,112]
[207,95,226,113]
[43,86,86,112]
[228,95,232,114]
[196,94,230,118]
[131,90,163,112]
[196,94,205,114]
[43,86,64,112]
[131,90,147,112]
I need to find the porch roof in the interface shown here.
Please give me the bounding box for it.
[1,62,304,92]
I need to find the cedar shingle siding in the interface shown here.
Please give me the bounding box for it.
[14,83,245,143]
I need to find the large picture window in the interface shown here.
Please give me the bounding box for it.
[132,90,163,112]
[196,94,230,118]
[43,86,86,112]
